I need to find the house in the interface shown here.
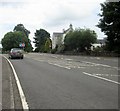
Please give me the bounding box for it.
[52,24,73,49]
[91,38,106,50]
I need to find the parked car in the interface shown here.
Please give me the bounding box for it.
[9,48,24,59]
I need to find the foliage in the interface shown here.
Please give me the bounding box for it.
[13,24,33,52]
[56,44,65,53]
[1,31,30,51]
[97,2,120,53]
[44,38,52,53]
[51,45,58,54]
[33,29,50,52]
[51,49,56,54]
[64,28,97,52]
[14,24,30,37]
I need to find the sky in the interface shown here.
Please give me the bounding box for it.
[0,0,106,48]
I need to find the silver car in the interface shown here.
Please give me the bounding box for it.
[9,48,24,59]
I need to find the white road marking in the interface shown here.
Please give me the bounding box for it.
[9,72,15,109]
[82,61,119,70]
[48,62,71,69]
[65,58,73,61]
[51,55,58,58]
[3,56,29,111]
[93,73,120,77]
[83,72,120,85]
[82,61,111,67]
[93,74,109,76]
[96,57,100,60]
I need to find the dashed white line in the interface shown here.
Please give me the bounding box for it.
[3,56,29,111]
[83,72,120,85]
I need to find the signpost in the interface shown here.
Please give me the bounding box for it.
[19,43,25,50]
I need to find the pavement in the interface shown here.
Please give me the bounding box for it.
[0,55,2,110]
[2,55,23,110]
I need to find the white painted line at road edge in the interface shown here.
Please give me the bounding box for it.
[83,72,120,85]
[3,56,29,110]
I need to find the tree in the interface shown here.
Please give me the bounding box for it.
[44,38,52,53]
[64,28,97,52]
[33,29,50,52]
[14,24,30,37]
[13,24,33,52]
[1,31,30,51]
[97,2,120,53]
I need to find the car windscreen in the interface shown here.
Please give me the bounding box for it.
[11,49,23,53]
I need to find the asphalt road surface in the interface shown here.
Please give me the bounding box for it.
[8,53,119,109]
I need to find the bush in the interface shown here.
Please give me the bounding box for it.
[51,49,57,54]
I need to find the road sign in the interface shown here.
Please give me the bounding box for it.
[19,43,25,48]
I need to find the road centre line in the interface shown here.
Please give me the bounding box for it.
[83,72,120,85]
[3,56,29,111]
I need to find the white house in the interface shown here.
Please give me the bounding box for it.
[52,24,73,49]
[91,39,106,50]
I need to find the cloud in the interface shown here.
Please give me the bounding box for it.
[40,0,104,28]
[0,0,106,45]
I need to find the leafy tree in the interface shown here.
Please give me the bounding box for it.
[33,29,50,52]
[97,2,120,53]
[44,38,52,53]
[13,24,33,52]
[64,28,97,52]
[14,24,30,37]
[1,31,30,51]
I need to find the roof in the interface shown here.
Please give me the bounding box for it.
[97,39,106,44]
[52,32,63,37]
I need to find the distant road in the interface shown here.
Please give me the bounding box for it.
[9,53,119,109]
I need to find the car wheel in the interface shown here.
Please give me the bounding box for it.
[21,56,23,59]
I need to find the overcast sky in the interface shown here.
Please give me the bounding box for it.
[0,0,106,47]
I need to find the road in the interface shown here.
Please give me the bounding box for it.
[5,53,119,109]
